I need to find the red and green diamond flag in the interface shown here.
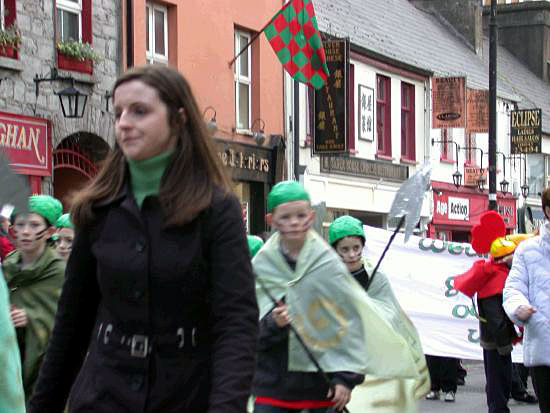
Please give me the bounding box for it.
[264,0,330,90]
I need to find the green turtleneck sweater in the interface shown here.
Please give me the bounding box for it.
[127,149,174,208]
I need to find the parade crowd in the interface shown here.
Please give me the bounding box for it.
[1,65,549,413]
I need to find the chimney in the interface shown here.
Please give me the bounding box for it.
[410,0,484,55]
[482,1,550,83]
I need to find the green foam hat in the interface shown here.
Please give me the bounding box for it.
[247,235,264,258]
[56,213,73,229]
[328,215,365,245]
[28,195,63,226]
[267,180,310,213]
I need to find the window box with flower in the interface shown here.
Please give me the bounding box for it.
[0,24,21,59]
[56,40,101,74]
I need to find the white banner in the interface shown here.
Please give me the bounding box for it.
[363,225,523,362]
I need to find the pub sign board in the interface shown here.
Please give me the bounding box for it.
[510,109,542,154]
[313,39,348,155]
[466,89,489,133]
[432,77,466,129]
[0,111,52,176]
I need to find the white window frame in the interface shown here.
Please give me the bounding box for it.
[234,30,252,131]
[0,0,5,31]
[146,2,168,65]
[57,0,82,42]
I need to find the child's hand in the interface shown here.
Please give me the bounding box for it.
[10,306,27,327]
[272,304,290,327]
[327,384,351,411]
[516,305,536,321]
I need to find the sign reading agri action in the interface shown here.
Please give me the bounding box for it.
[510,108,542,154]
[313,39,348,154]
[0,111,52,176]
[432,77,466,129]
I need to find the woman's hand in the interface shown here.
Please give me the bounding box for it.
[516,305,537,321]
[328,384,351,411]
[10,305,28,327]
[272,304,290,328]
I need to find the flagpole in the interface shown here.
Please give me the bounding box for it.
[228,1,294,68]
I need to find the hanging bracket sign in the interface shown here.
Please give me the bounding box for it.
[313,39,348,155]
[510,108,542,154]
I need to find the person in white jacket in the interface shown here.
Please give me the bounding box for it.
[503,187,550,413]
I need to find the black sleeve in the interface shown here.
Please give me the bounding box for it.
[331,371,365,390]
[28,223,100,412]
[206,193,259,413]
[258,309,289,351]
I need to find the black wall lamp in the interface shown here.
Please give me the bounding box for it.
[251,118,266,146]
[432,138,462,188]
[202,106,217,132]
[34,68,88,118]
[510,154,530,198]
[496,151,509,193]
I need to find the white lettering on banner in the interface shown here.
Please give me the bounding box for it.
[448,196,469,221]
[363,225,523,362]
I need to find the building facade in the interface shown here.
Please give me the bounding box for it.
[122,0,286,235]
[0,0,119,209]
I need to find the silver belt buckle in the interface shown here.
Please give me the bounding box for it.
[130,334,149,358]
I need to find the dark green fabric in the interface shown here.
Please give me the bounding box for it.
[127,149,175,208]
[267,180,310,213]
[2,247,66,397]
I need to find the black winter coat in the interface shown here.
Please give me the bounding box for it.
[253,310,364,401]
[28,184,259,413]
[477,294,517,355]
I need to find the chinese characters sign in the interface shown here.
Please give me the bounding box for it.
[466,89,489,133]
[358,85,374,141]
[510,109,542,154]
[432,77,466,129]
[313,39,348,154]
[0,112,52,176]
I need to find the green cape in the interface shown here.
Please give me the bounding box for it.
[252,230,418,378]
[0,269,25,413]
[345,258,430,412]
[3,247,66,396]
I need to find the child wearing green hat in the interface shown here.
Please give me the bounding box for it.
[2,195,66,398]
[54,213,74,261]
[252,181,365,413]
[247,235,264,259]
[328,215,430,410]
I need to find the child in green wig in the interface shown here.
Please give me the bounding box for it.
[2,195,66,398]
[55,213,74,261]
[328,215,430,411]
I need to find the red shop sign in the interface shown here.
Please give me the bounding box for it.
[432,183,517,230]
[0,112,52,176]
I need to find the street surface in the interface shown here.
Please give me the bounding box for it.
[418,360,539,412]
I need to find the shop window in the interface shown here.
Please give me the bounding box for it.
[527,153,545,196]
[1,0,17,30]
[376,74,391,158]
[400,82,415,161]
[235,30,252,131]
[146,2,168,65]
[440,128,453,162]
[56,0,91,43]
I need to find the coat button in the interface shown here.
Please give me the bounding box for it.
[135,240,146,252]
[133,290,143,300]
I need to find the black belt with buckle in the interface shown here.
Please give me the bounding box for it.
[96,323,208,358]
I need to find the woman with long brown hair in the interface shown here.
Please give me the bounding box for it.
[28,65,259,412]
